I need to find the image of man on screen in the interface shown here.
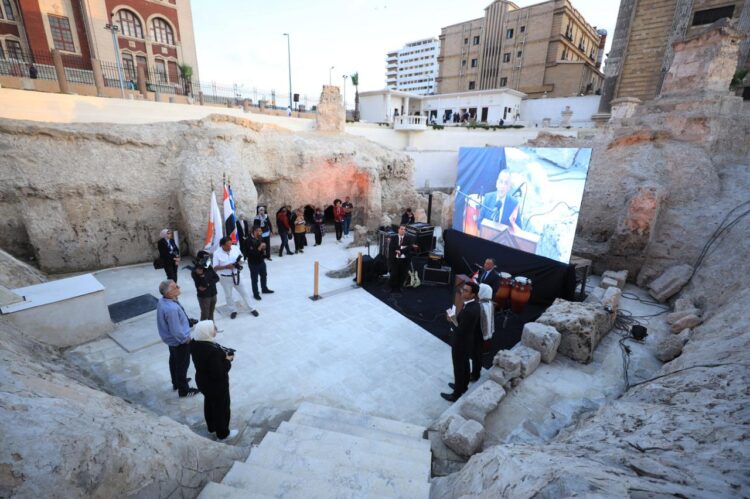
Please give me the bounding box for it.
[479,169,519,231]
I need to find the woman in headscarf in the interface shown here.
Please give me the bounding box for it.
[157,228,180,282]
[190,321,237,442]
[476,283,496,376]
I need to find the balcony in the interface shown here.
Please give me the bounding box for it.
[393,115,428,131]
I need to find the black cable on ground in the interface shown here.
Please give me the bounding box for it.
[689,201,750,283]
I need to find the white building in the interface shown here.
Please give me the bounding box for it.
[386,38,440,95]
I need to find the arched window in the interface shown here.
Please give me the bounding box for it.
[115,9,143,39]
[150,18,174,45]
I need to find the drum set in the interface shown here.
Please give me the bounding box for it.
[493,272,533,327]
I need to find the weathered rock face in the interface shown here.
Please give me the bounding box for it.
[536,299,611,364]
[315,85,345,132]
[0,248,46,288]
[0,115,417,272]
[0,318,244,498]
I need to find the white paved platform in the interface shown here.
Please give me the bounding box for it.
[67,234,454,433]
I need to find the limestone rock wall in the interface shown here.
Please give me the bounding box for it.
[0,115,417,273]
[0,317,245,498]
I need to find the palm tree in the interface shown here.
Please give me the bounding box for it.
[351,72,360,121]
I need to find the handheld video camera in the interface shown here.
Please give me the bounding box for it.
[233,255,244,271]
[219,344,236,358]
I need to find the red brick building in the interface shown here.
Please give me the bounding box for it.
[0,0,199,85]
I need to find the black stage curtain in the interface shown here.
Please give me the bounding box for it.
[443,229,576,307]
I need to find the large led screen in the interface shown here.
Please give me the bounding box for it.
[452,146,591,264]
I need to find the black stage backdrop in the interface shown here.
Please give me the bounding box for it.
[443,229,576,306]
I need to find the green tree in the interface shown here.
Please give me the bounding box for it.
[178,63,193,97]
[351,72,360,121]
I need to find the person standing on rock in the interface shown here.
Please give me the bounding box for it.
[212,237,259,319]
[247,225,274,300]
[441,281,481,402]
[342,196,353,238]
[190,320,238,442]
[157,279,199,397]
[158,229,181,282]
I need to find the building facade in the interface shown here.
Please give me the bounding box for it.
[0,0,199,86]
[386,37,440,95]
[437,0,605,98]
[599,0,749,112]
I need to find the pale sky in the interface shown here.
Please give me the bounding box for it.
[192,0,619,107]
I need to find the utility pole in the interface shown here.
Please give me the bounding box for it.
[104,23,125,98]
[283,33,292,110]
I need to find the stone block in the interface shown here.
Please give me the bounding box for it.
[648,264,694,302]
[602,270,628,289]
[656,335,684,362]
[670,314,702,333]
[536,298,612,364]
[584,286,605,304]
[521,322,561,364]
[441,415,484,457]
[601,287,622,315]
[488,366,515,386]
[673,297,694,312]
[600,277,619,289]
[459,381,506,423]
[667,308,701,325]
[492,350,521,379]
[510,344,542,377]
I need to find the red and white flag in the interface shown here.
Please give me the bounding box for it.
[203,191,223,253]
[223,184,238,244]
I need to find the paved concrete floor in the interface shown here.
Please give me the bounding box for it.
[67,233,455,436]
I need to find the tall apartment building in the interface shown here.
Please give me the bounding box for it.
[0,0,199,84]
[437,0,605,98]
[599,0,750,112]
[386,37,439,95]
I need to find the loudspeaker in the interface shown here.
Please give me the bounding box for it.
[293,93,300,102]
[422,265,452,285]
[360,255,377,283]
[631,325,648,340]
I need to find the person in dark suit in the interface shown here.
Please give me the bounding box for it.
[476,258,500,294]
[236,212,251,260]
[157,228,180,282]
[442,281,481,402]
[388,224,414,292]
[190,321,238,442]
[478,169,519,230]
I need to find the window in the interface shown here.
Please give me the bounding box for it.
[155,58,167,82]
[500,77,507,87]
[0,43,3,59]
[462,59,467,67]
[48,15,76,52]
[561,48,569,61]
[692,6,735,25]
[473,36,480,45]
[116,9,143,39]
[506,29,514,39]
[520,26,525,33]
[471,58,478,68]
[122,53,136,80]
[150,18,174,45]
[464,37,468,45]
[503,52,511,62]
[468,81,476,90]
[1,0,15,20]
[517,50,523,58]
[6,38,22,59]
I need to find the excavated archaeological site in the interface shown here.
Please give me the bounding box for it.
[1,21,749,499]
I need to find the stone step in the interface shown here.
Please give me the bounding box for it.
[289,412,431,452]
[295,401,426,439]
[233,455,430,498]
[253,431,430,481]
[197,481,272,499]
[276,421,430,467]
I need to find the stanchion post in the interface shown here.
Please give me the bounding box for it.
[311,260,321,300]
[356,252,363,286]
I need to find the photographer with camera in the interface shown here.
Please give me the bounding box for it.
[212,237,259,319]
[156,279,199,398]
[191,250,220,321]
[190,320,238,442]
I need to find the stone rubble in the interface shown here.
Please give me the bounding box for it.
[458,381,506,423]
[536,299,612,364]
[441,415,484,457]
[669,313,703,333]
[601,269,628,289]
[492,350,522,378]
[509,344,542,378]
[655,334,685,362]
[520,322,562,364]
[648,264,694,302]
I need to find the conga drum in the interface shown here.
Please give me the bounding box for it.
[463,194,481,236]
[510,276,532,314]
[494,272,513,308]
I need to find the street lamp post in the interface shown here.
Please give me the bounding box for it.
[104,23,126,98]
[329,66,334,86]
[342,74,348,115]
[283,33,292,111]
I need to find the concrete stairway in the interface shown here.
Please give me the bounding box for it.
[197,401,432,499]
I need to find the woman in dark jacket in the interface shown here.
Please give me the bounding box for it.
[158,228,180,282]
[190,321,237,441]
[312,207,325,246]
[191,251,219,320]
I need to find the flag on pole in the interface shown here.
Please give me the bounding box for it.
[223,183,238,244]
[203,191,223,253]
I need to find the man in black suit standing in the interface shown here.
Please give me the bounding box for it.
[442,281,481,402]
[388,224,413,292]
[476,258,500,294]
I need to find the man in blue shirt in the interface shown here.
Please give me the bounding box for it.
[157,279,199,397]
